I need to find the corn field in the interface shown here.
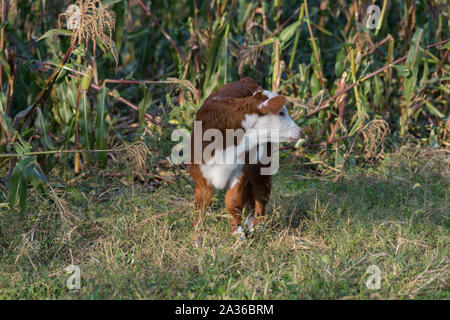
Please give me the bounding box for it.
[0,0,449,210]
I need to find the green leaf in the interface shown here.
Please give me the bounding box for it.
[219,23,231,86]
[428,127,437,146]
[203,21,230,96]
[66,188,88,202]
[35,107,55,150]
[79,92,93,162]
[261,37,274,46]
[392,65,410,77]
[104,0,123,4]
[138,88,151,134]
[0,90,6,109]
[0,49,11,80]
[279,21,299,44]
[0,92,13,139]
[38,28,73,41]
[81,66,93,91]
[96,87,109,167]
[73,44,86,57]
[112,0,125,54]
[310,72,321,97]
[373,75,384,110]
[403,28,424,105]
[29,164,48,184]
[57,85,74,124]
[26,162,48,196]
[419,59,429,88]
[127,28,149,40]
[425,101,444,118]
[349,111,366,136]
[14,135,32,155]
[309,38,322,70]
[8,157,34,211]
[110,41,119,69]
[335,46,346,78]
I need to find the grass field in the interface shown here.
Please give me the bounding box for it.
[0,145,448,299]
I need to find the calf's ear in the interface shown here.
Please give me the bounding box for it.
[258,95,286,115]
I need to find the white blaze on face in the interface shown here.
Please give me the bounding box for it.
[253,105,301,142]
[244,89,301,143]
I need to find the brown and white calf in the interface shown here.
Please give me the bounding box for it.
[189,77,301,238]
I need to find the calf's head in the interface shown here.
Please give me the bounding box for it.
[242,90,302,143]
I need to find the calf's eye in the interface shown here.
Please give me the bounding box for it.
[278,111,285,117]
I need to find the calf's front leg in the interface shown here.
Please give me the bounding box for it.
[190,164,213,230]
[248,166,271,232]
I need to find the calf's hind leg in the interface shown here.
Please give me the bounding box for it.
[225,177,246,237]
[190,164,213,230]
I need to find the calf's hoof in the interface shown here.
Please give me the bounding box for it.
[231,225,246,241]
[246,217,266,233]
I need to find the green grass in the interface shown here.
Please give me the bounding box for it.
[0,146,448,299]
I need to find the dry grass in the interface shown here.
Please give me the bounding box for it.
[0,146,448,299]
[361,119,390,163]
[59,0,115,54]
[117,141,152,181]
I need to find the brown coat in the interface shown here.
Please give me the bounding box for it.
[189,77,287,236]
